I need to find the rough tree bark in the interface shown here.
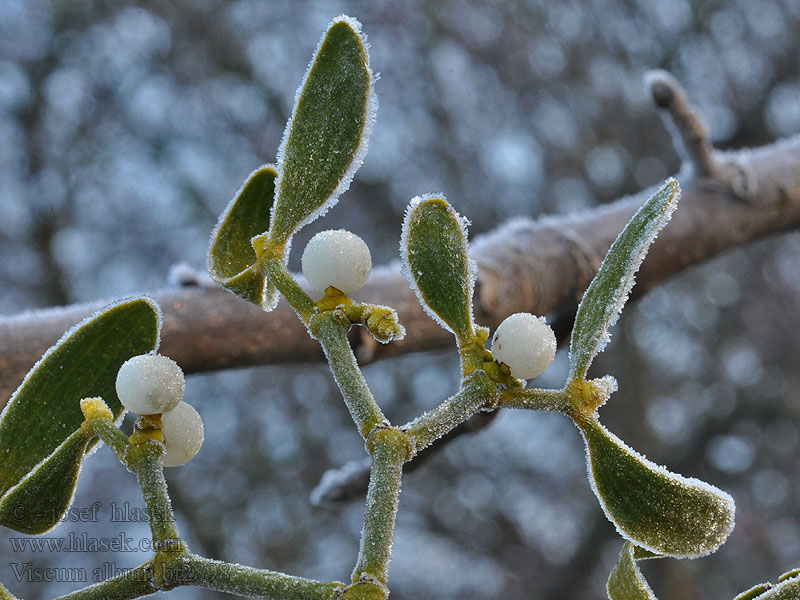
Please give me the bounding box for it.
[1,72,799,411]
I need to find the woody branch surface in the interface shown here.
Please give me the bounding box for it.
[1,77,800,405]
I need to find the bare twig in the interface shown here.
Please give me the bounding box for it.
[645,70,721,179]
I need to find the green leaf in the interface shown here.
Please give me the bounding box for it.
[735,577,800,600]
[734,585,775,600]
[569,179,680,381]
[0,579,18,599]
[270,16,374,242]
[0,429,92,534]
[208,165,277,307]
[607,542,658,600]
[762,578,800,600]
[779,568,800,583]
[219,268,277,308]
[401,195,476,343]
[580,417,734,557]
[0,297,160,504]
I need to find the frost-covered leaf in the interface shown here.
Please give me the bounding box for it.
[270,16,375,242]
[569,180,680,381]
[0,298,160,505]
[779,568,800,583]
[0,429,92,534]
[607,541,658,600]
[401,195,476,343]
[208,165,277,307]
[580,417,734,557]
[734,585,775,600]
[733,572,800,600]
[0,579,18,599]
[760,577,800,600]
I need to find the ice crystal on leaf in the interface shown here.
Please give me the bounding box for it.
[400,194,477,345]
[569,179,680,381]
[580,417,734,558]
[606,542,658,600]
[270,15,376,242]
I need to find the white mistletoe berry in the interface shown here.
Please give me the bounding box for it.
[116,354,185,415]
[491,313,557,380]
[161,401,204,467]
[301,229,372,294]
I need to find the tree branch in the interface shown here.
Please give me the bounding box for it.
[1,73,799,407]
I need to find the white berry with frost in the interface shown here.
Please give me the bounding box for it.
[116,354,185,415]
[301,229,372,294]
[491,313,557,379]
[161,401,204,467]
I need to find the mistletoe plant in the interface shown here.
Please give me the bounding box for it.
[1,14,798,600]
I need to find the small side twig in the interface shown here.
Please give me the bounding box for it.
[645,69,721,179]
[311,410,499,506]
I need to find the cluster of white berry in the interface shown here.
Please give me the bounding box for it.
[115,354,204,467]
[107,234,550,475]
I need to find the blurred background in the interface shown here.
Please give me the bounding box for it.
[1,1,800,598]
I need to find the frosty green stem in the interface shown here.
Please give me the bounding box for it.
[498,387,570,412]
[404,372,497,453]
[310,311,387,439]
[52,562,155,600]
[260,255,317,323]
[84,414,129,464]
[126,441,182,548]
[181,554,343,600]
[352,428,410,589]
[52,555,345,600]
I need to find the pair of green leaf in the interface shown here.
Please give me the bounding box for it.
[400,180,680,366]
[0,297,160,534]
[562,180,734,557]
[732,572,800,600]
[209,16,375,309]
[608,541,800,600]
[402,182,735,559]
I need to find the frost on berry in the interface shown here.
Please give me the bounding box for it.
[161,401,204,468]
[491,313,556,380]
[115,354,185,415]
[301,229,372,294]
